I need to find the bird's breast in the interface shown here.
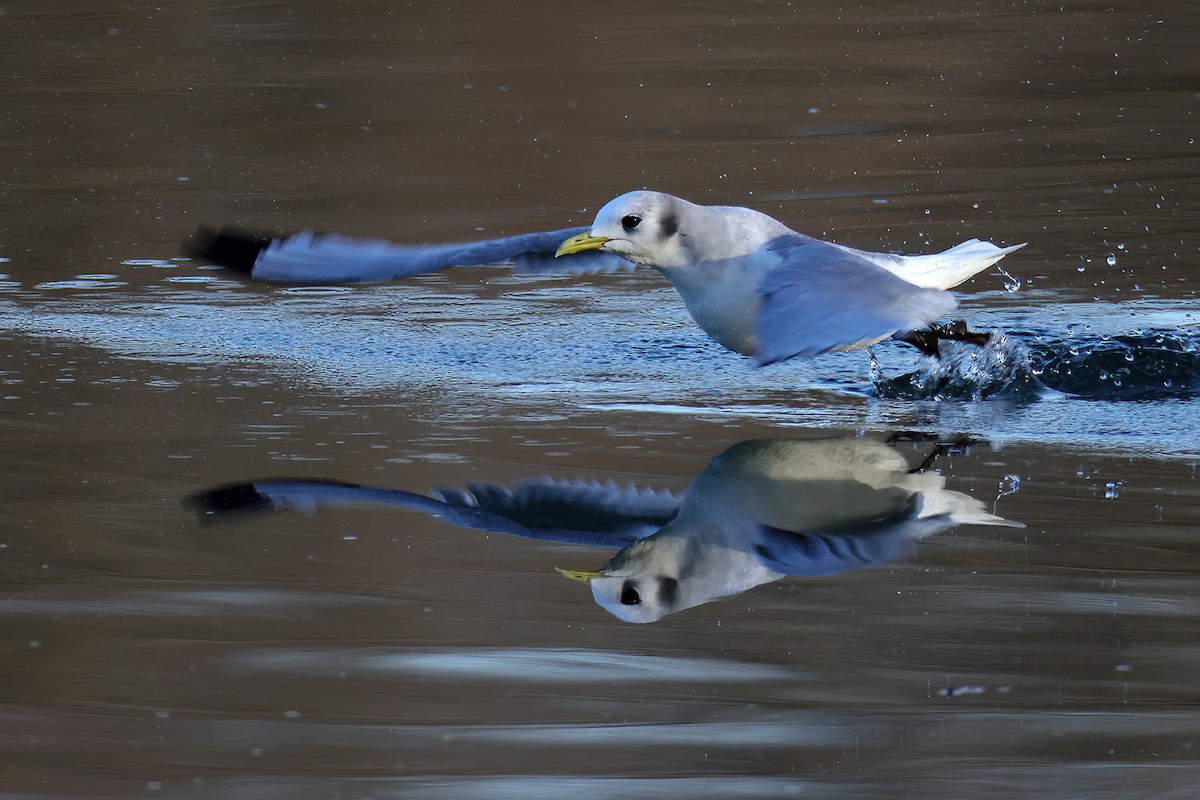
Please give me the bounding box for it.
[657,256,775,356]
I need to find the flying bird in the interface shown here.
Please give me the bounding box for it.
[187,191,1024,364]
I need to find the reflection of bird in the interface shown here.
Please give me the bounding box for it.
[186,191,1022,364]
[557,438,1022,623]
[190,435,1022,624]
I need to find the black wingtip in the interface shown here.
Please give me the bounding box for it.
[183,226,279,275]
[187,482,271,514]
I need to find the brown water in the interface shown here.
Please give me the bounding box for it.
[3,2,1200,798]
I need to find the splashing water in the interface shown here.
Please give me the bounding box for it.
[874,334,1040,400]
[873,329,1200,402]
[866,347,884,385]
[995,265,1022,293]
[994,474,1021,515]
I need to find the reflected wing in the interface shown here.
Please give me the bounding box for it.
[755,235,958,364]
[188,477,680,548]
[443,477,682,539]
[751,486,1022,576]
[752,524,923,577]
[185,226,636,284]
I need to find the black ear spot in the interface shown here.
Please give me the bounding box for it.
[620,581,642,606]
[659,214,678,238]
[658,577,679,606]
[621,214,642,231]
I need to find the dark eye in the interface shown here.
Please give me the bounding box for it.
[620,582,642,606]
[621,214,642,231]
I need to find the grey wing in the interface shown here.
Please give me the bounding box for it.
[186,226,636,284]
[754,235,958,364]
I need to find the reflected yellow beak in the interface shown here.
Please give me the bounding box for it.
[555,567,608,583]
[555,231,611,257]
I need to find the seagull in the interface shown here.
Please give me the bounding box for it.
[186,190,1024,364]
[189,435,1023,623]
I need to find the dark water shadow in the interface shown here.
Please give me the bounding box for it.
[874,330,1200,402]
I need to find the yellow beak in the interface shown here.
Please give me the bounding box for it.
[555,567,608,583]
[555,231,611,258]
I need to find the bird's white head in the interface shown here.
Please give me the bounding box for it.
[556,190,694,270]
[555,534,696,624]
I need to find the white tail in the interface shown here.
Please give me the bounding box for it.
[893,239,1027,290]
[834,239,1026,291]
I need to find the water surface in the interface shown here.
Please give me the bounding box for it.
[3,2,1200,798]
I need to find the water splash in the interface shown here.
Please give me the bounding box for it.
[995,265,1022,293]
[995,474,1021,515]
[866,347,883,384]
[874,330,1200,402]
[874,334,1039,400]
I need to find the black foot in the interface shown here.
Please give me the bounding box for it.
[884,432,987,472]
[893,319,993,357]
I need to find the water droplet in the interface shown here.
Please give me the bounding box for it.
[867,348,884,383]
[1077,265,1086,272]
[994,474,1021,513]
[996,266,1021,292]
[1107,253,1117,266]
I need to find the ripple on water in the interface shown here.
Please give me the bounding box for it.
[34,278,129,291]
[165,275,224,284]
[231,646,805,684]
[1030,332,1200,400]
[277,285,357,296]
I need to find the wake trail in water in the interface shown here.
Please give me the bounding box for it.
[874,330,1200,401]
